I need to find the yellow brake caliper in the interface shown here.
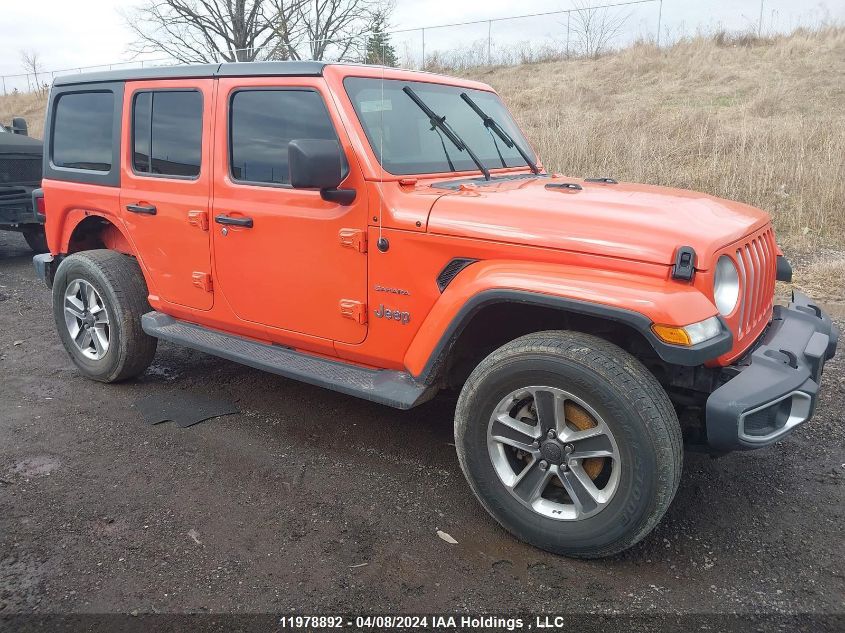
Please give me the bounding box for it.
[564,401,605,480]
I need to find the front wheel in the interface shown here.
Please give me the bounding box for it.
[455,331,682,558]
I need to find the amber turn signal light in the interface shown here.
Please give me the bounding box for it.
[652,325,692,346]
[652,316,722,347]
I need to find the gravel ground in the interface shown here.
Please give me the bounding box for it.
[1,230,843,624]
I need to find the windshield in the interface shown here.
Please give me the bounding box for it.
[344,77,536,176]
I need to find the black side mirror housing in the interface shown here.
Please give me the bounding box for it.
[11,117,28,136]
[288,139,355,205]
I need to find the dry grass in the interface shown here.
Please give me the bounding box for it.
[0,90,48,139]
[461,26,845,249]
[3,27,843,250]
[788,254,845,302]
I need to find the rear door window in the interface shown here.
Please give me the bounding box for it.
[229,89,338,186]
[132,90,203,178]
[52,92,114,171]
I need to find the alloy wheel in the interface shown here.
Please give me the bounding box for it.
[63,279,110,360]
[487,386,621,521]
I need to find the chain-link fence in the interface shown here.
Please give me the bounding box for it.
[0,0,835,94]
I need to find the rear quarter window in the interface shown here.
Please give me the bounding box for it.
[52,92,114,171]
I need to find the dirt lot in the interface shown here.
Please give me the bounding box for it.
[1,230,843,624]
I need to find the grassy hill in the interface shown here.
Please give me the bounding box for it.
[0,91,46,139]
[461,27,845,249]
[2,27,843,254]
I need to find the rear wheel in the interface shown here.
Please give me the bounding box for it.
[455,330,682,558]
[52,250,157,382]
[22,226,48,253]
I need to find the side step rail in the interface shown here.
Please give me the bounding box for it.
[141,312,434,410]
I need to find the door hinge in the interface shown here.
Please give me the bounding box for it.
[187,210,209,231]
[339,228,367,253]
[192,272,213,292]
[339,299,367,324]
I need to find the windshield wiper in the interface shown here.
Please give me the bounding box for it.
[402,86,490,180]
[460,92,540,175]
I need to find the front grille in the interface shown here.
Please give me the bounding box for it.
[734,228,776,340]
[0,157,42,185]
[0,186,29,201]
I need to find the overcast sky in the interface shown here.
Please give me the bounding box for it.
[1,0,842,81]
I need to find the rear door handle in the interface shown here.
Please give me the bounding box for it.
[126,203,157,215]
[214,214,253,228]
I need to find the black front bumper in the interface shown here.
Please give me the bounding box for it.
[706,291,839,451]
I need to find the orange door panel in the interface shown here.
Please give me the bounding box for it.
[120,79,214,310]
[211,78,368,344]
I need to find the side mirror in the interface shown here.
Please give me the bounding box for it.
[288,139,355,205]
[11,117,28,136]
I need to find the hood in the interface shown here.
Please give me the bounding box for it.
[425,176,770,269]
[0,131,43,155]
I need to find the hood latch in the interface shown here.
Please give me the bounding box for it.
[672,246,697,281]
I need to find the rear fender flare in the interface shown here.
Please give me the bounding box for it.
[61,209,134,255]
[57,210,159,298]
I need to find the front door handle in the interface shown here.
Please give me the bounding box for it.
[214,214,254,228]
[126,203,157,215]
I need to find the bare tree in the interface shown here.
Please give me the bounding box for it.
[124,0,386,64]
[567,1,630,58]
[273,0,382,61]
[20,50,45,95]
[124,0,285,63]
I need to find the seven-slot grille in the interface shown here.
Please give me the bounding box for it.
[734,227,776,339]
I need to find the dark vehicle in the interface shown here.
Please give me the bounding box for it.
[0,117,46,251]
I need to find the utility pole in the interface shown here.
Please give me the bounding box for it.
[758,0,764,37]
[566,11,571,58]
[487,20,492,65]
[421,28,426,69]
[657,0,663,47]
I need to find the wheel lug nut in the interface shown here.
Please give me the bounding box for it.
[532,441,540,449]
[564,444,574,453]
[560,464,568,472]
[539,460,548,470]
[547,429,556,439]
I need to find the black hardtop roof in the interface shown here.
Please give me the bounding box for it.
[53,60,329,87]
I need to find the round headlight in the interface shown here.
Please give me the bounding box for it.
[714,255,740,315]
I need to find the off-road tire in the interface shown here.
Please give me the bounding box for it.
[455,330,682,558]
[52,250,157,382]
[22,227,48,253]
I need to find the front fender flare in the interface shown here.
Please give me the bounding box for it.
[404,260,732,382]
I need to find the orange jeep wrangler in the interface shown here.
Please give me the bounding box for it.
[33,62,838,558]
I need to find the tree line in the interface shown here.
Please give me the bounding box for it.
[123,0,398,66]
